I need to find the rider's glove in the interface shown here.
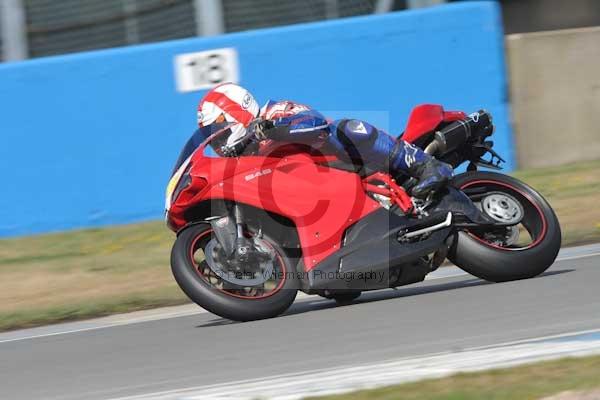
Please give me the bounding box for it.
[220,135,252,157]
[220,119,274,157]
[247,118,274,141]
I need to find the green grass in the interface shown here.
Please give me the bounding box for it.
[308,355,600,400]
[513,159,600,245]
[0,287,186,331]
[0,160,598,331]
[0,221,189,331]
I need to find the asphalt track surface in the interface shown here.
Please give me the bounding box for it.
[1,245,599,400]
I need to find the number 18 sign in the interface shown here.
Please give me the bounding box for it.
[174,48,240,93]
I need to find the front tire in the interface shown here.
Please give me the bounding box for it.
[448,171,561,282]
[171,223,298,321]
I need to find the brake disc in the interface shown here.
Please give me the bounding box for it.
[481,192,524,225]
[204,239,275,287]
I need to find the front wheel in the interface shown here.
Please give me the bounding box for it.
[171,223,298,321]
[448,171,561,282]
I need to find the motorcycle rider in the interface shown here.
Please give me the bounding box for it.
[177,82,454,199]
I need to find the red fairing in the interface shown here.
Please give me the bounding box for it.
[167,106,456,272]
[168,150,381,271]
[402,104,467,143]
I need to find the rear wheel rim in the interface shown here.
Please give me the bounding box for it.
[481,192,524,224]
[189,229,287,299]
[460,180,548,251]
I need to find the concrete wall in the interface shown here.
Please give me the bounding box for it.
[499,0,600,34]
[0,1,511,237]
[507,26,600,168]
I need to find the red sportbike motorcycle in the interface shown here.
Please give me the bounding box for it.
[165,105,561,321]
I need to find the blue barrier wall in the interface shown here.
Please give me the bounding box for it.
[0,1,510,237]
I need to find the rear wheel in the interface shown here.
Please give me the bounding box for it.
[448,171,561,282]
[171,223,298,321]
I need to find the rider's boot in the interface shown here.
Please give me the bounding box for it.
[430,186,496,225]
[388,140,453,199]
[407,158,454,199]
[388,140,494,224]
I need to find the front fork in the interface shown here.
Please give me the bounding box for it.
[233,205,253,259]
[208,204,253,261]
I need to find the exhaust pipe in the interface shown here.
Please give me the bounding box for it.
[399,212,453,240]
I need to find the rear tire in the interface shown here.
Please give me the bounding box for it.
[448,171,561,282]
[171,223,298,321]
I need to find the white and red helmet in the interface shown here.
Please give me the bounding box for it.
[197,83,260,145]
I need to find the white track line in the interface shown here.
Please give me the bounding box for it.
[1,244,598,344]
[553,252,600,262]
[107,328,600,400]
